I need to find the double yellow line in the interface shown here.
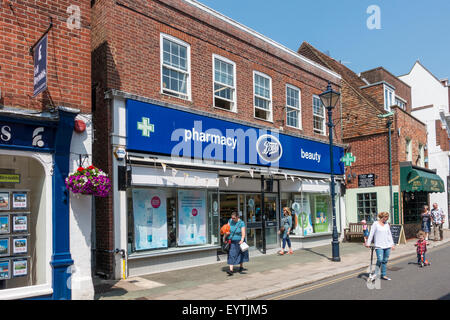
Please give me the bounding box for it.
[267,253,417,300]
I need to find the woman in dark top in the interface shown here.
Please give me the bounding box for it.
[224,211,249,276]
[421,205,431,240]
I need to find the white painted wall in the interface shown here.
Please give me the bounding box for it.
[69,114,94,300]
[400,62,450,229]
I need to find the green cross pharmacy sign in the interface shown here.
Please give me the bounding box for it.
[137,117,154,137]
[341,153,356,166]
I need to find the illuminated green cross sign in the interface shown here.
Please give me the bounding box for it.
[341,153,356,166]
[137,117,154,137]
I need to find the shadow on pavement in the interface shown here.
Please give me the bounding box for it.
[303,248,332,261]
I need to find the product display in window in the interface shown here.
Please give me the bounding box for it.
[132,189,168,250]
[178,190,207,246]
[313,195,330,233]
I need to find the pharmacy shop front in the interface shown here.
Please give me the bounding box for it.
[110,94,345,277]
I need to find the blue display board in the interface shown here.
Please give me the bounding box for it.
[0,118,56,152]
[126,99,344,175]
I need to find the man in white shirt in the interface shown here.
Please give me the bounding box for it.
[430,203,445,241]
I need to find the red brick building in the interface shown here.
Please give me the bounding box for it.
[91,0,346,279]
[298,42,439,238]
[0,1,93,299]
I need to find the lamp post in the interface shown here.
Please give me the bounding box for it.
[319,81,341,262]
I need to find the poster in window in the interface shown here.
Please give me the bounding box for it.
[13,259,27,277]
[0,238,9,257]
[0,259,10,280]
[12,192,28,209]
[293,195,313,236]
[314,195,330,233]
[132,189,168,250]
[0,192,10,211]
[0,214,9,234]
[12,237,27,254]
[12,214,28,233]
[178,190,207,246]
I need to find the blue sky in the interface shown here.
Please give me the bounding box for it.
[196,0,450,80]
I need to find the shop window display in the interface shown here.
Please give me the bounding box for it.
[281,193,331,236]
[127,187,219,254]
[0,155,47,291]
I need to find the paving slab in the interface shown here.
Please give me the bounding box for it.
[94,230,450,300]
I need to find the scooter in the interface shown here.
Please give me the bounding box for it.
[367,245,376,283]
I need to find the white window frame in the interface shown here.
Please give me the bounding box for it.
[313,94,326,135]
[285,84,302,129]
[406,138,412,161]
[212,54,237,113]
[160,33,191,101]
[253,71,272,122]
[384,84,395,112]
[395,96,406,110]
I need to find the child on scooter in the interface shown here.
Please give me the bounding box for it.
[415,231,430,267]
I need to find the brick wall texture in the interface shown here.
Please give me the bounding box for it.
[0,0,91,113]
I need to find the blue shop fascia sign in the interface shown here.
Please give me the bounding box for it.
[0,116,56,152]
[126,99,344,175]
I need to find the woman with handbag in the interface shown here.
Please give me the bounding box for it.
[224,211,249,276]
[278,207,293,255]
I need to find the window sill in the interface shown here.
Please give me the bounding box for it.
[0,284,53,300]
[160,91,192,102]
[213,105,237,113]
[253,115,273,123]
[128,244,221,260]
[290,231,335,239]
[286,124,303,131]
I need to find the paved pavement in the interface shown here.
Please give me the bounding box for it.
[263,241,450,300]
[94,230,450,300]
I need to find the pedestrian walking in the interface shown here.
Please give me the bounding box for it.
[224,211,249,276]
[278,207,293,255]
[361,219,369,244]
[430,203,445,241]
[365,212,395,281]
[421,205,431,240]
[414,231,430,267]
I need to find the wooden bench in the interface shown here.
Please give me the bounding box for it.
[344,223,371,242]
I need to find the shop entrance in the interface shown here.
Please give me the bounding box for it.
[219,193,279,252]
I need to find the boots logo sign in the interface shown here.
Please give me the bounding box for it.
[256,134,283,163]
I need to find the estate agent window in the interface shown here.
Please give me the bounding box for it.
[286,84,301,129]
[0,154,48,291]
[127,187,219,254]
[213,55,236,112]
[357,192,377,223]
[253,71,272,121]
[313,95,325,135]
[161,34,191,100]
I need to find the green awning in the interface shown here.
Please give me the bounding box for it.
[401,168,445,193]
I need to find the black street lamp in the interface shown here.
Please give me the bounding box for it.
[319,81,341,262]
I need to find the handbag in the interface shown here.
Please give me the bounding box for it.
[240,241,249,252]
[221,221,238,253]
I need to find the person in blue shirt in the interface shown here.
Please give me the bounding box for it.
[279,207,293,255]
[224,211,249,276]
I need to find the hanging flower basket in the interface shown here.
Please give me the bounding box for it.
[65,165,112,197]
